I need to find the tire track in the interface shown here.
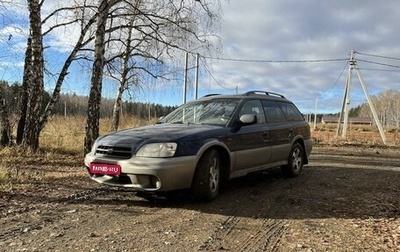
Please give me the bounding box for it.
[199,216,287,251]
[198,216,240,250]
[197,168,293,251]
[241,219,288,252]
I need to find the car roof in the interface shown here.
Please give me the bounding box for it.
[198,91,290,102]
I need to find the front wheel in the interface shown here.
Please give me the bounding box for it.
[191,149,221,201]
[281,143,304,177]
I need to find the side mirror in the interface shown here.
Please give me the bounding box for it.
[230,114,257,133]
[239,114,257,125]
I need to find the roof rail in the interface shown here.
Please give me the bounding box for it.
[203,93,221,97]
[242,91,286,99]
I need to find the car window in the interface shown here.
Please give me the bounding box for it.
[161,99,239,125]
[262,101,286,123]
[239,100,266,124]
[277,102,304,122]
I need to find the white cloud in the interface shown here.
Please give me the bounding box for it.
[1,0,400,113]
[194,0,400,113]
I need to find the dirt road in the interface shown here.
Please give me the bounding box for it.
[1,145,399,251]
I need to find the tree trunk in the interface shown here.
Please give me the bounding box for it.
[111,86,123,132]
[16,36,32,145]
[111,23,134,132]
[84,0,110,154]
[22,0,44,150]
[0,93,11,147]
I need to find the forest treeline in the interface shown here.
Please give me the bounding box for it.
[0,80,176,120]
[3,80,399,128]
[357,89,400,128]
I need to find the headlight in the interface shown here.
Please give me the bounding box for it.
[136,143,177,157]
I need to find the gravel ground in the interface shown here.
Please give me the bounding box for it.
[1,145,399,252]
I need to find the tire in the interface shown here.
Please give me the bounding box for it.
[191,149,221,201]
[282,143,304,177]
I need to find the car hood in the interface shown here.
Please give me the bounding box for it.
[96,123,224,148]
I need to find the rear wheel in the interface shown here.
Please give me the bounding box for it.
[282,143,304,177]
[191,149,221,201]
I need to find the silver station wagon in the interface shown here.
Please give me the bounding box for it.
[84,91,313,201]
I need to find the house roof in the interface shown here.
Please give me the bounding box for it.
[322,116,373,124]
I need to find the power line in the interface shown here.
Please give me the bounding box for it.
[320,61,349,99]
[357,59,400,69]
[202,55,348,64]
[358,67,400,72]
[355,51,400,61]
[199,57,233,91]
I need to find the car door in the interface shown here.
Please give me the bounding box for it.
[230,100,271,171]
[262,100,292,163]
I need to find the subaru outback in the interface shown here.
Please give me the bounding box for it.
[84,91,313,201]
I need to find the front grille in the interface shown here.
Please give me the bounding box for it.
[96,145,132,159]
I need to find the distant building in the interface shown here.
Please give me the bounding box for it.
[321,116,373,125]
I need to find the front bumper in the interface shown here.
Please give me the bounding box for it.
[84,153,198,192]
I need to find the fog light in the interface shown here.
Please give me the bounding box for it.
[151,176,161,189]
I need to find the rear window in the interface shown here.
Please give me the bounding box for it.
[262,101,286,123]
[277,102,304,122]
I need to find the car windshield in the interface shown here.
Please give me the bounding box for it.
[160,99,239,126]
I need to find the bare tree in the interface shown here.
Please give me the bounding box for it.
[84,0,122,154]
[5,0,221,152]
[109,21,137,132]
[16,37,32,145]
[84,0,221,152]
[38,1,98,133]
[16,0,98,150]
[22,0,45,150]
[359,89,400,128]
[104,0,221,131]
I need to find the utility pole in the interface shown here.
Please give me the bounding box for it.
[183,52,200,102]
[194,53,199,100]
[183,51,188,104]
[337,54,353,138]
[64,101,67,118]
[337,50,387,144]
[313,97,318,130]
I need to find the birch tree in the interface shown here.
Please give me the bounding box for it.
[359,89,400,128]
[84,0,222,152]
[84,0,118,154]
[109,0,221,131]
[22,0,45,150]
[16,0,98,150]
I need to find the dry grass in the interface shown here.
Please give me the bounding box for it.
[39,115,156,154]
[0,115,156,190]
[312,123,400,146]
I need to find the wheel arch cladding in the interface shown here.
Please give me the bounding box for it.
[294,138,308,165]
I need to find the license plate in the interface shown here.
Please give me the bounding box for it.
[89,163,121,175]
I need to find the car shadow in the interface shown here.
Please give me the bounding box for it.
[4,147,399,221]
[53,163,400,221]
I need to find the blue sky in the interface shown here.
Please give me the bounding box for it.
[1,0,400,114]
